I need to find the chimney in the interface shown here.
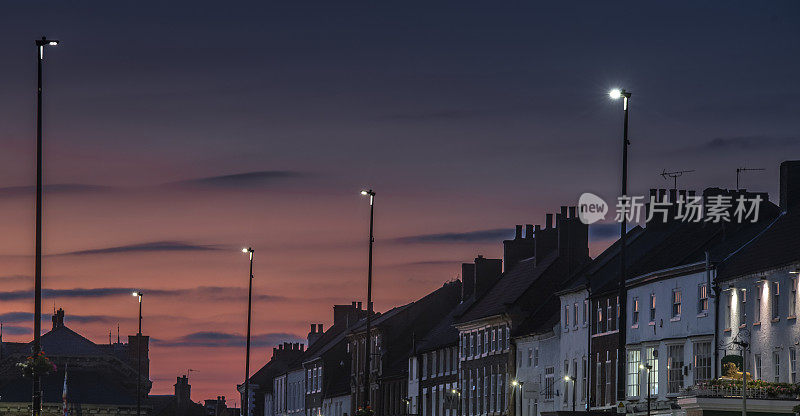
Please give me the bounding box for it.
[781,161,800,213]
[175,375,191,411]
[557,206,589,272]
[308,324,323,347]
[52,308,65,330]
[128,334,150,380]
[357,301,363,310]
[461,262,476,301]
[534,215,559,260]
[503,224,535,272]
[474,255,502,298]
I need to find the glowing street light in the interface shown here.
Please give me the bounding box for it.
[609,86,632,402]
[131,291,144,416]
[241,247,255,416]
[564,375,577,412]
[360,189,375,409]
[31,36,59,416]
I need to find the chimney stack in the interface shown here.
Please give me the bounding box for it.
[781,161,800,213]
[503,223,535,272]
[52,308,65,330]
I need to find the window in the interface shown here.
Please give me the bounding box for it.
[755,354,762,380]
[740,288,747,327]
[756,285,762,322]
[725,291,732,329]
[534,348,539,367]
[773,281,781,320]
[605,355,612,404]
[606,299,613,331]
[563,360,569,404]
[573,302,579,327]
[667,345,684,393]
[693,342,712,384]
[626,350,640,397]
[527,348,532,367]
[632,297,640,325]
[544,367,555,400]
[484,330,489,354]
[650,294,657,322]
[792,277,798,317]
[791,347,797,383]
[597,302,605,332]
[672,290,682,318]
[564,305,570,330]
[698,284,709,313]
[582,356,587,402]
[491,327,497,351]
[774,352,781,382]
[646,347,659,395]
[583,299,589,325]
[476,331,483,356]
[470,333,476,357]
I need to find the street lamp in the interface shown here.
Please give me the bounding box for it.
[31,36,59,416]
[609,87,632,401]
[360,189,375,410]
[132,291,143,416]
[450,388,462,416]
[511,380,523,416]
[640,364,652,416]
[242,247,254,416]
[564,375,576,412]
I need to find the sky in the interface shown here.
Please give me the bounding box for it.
[1,0,799,403]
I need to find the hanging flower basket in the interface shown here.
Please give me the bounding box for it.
[355,406,374,416]
[17,352,56,378]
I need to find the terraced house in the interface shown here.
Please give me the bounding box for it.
[455,209,589,416]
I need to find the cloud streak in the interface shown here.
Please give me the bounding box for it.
[154,331,303,348]
[58,241,220,256]
[698,136,800,151]
[165,170,304,190]
[0,287,285,302]
[394,228,514,244]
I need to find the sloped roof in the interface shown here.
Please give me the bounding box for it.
[415,296,474,353]
[456,252,561,324]
[718,210,800,280]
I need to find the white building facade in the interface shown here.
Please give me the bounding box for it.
[512,330,559,416]
[625,264,717,415]
[558,287,590,413]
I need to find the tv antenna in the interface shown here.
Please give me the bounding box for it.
[661,169,695,190]
[736,167,765,190]
[188,368,199,381]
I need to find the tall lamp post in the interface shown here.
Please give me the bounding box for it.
[451,388,461,416]
[31,36,58,416]
[242,247,255,416]
[511,380,523,416]
[131,291,144,416]
[609,88,631,401]
[564,375,576,412]
[640,364,652,416]
[360,189,375,410]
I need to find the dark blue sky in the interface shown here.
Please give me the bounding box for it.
[1,0,798,401]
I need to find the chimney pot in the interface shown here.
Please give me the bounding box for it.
[669,189,677,203]
[525,224,534,239]
[568,206,576,218]
[357,301,363,310]
[658,189,667,202]
[515,225,522,239]
[535,224,541,232]
[560,206,567,217]
[318,324,324,333]
[546,214,553,229]
[310,324,316,333]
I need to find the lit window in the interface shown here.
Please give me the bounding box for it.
[773,281,780,320]
[650,294,657,322]
[626,350,640,397]
[632,297,639,325]
[698,284,708,312]
[672,290,682,318]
